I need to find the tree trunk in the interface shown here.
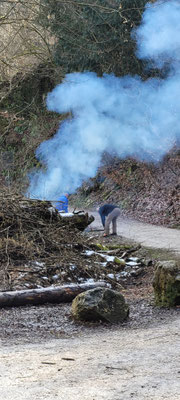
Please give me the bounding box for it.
[60,212,94,231]
[0,282,107,308]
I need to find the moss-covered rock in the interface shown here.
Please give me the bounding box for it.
[71,287,129,323]
[153,260,180,307]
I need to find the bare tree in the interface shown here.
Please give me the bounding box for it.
[37,0,148,77]
[0,0,55,107]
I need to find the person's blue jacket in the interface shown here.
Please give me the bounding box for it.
[99,204,119,227]
[55,195,68,212]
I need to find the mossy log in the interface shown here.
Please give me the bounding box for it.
[0,282,107,308]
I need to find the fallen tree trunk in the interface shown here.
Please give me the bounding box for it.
[0,282,107,308]
[59,212,94,231]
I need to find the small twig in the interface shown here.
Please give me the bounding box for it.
[41,362,56,365]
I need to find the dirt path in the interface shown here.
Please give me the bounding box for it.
[89,211,180,254]
[0,316,180,400]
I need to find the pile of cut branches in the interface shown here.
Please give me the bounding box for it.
[0,188,111,290]
[0,188,86,268]
[0,188,149,292]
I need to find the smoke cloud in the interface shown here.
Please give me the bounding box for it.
[28,0,180,200]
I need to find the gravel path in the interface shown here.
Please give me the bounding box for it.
[0,315,179,400]
[89,211,180,254]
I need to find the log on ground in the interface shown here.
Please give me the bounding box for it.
[0,282,107,308]
[59,212,94,231]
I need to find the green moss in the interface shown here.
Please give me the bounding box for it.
[114,257,126,265]
[94,243,133,252]
[95,243,109,251]
[107,244,133,250]
[153,261,180,307]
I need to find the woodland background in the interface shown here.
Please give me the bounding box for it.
[0,0,179,227]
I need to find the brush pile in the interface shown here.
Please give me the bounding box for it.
[0,189,87,264]
[0,189,93,289]
[0,188,149,292]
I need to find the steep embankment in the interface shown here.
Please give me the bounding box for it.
[73,151,180,228]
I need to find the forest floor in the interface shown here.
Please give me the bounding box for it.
[0,215,179,400]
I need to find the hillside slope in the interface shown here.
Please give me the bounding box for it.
[73,151,180,228]
[0,71,179,229]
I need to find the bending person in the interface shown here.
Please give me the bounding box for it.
[98,204,120,236]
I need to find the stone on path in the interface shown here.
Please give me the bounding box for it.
[71,287,129,323]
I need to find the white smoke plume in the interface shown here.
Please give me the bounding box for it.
[28,0,180,200]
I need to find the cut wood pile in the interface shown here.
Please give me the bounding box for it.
[0,188,151,293]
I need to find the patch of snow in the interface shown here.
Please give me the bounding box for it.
[126,261,139,267]
[69,264,77,271]
[127,257,140,262]
[107,273,115,279]
[52,274,59,281]
[34,261,44,266]
[119,271,128,277]
[85,250,95,256]
[59,212,74,217]
[99,253,115,262]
